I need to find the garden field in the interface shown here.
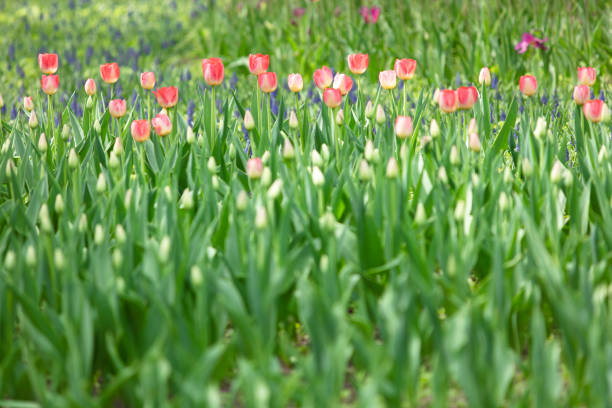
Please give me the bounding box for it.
[1,0,612,406]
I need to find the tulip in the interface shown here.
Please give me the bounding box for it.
[577,66,596,86]
[100,62,120,84]
[109,99,127,118]
[248,53,269,76]
[24,96,34,112]
[457,86,478,110]
[469,132,482,152]
[347,53,368,75]
[365,100,374,118]
[29,111,38,128]
[323,88,342,108]
[246,157,263,179]
[131,120,150,142]
[153,86,178,109]
[386,157,399,178]
[152,113,172,136]
[202,58,224,86]
[38,133,48,153]
[479,67,491,85]
[394,58,417,80]
[287,73,303,92]
[376,105,386,124]
[332,73,353,96]
[140,72,156,89]
[38,53,58,74]
[312,166,325,187]
[379,70,397,90]
[84,78,96,96]
[519,75,537,97]
[313,66,333,90]
[394,116,413,139]
[244,110,255,130]
[573,85,590,106]
[258,72,277,93]
[289,110,298,129]
[534,117,547,139]
[583,99,605,123]
[40,74,59,95]
[0,93,3,109]
[438,89,458,113]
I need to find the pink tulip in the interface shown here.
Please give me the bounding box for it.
[108,99,127,118]
[140,72,156,90]
[84,78,96,96]
[577,67,596,86]
[152,113,172,136]
[287,73,303,92]
[583,100,605,123]
[313,66,333,90]
[100,63,120,84]
[246,157,263,179]
[131,120,150,142]
[258,72,278,93]
[202,58,224,86]
[394,58,416,80]
[379,70,397,90]
[456,86,478,110]
[573,85,590,106]
[24,96,34,112]
[332,74,353,96]
[248,54,269,76]
[438,89,458,113]
[38,53,58,74]
[347,53,368,75]
[394,116,413,139]
[40,74,59,95]
[478,67,491,85]
[323,88,342,108]
[153,86,178,109]
[359,6,381,24]
[519,75,537,97]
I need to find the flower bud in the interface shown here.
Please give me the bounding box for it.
[364,140,375,162]
[54,194,64,214]
[255,206,268,230]
[414,202,426,225]
[267,179,283,200]
[522,157,533,177]
[471,172,480,187]
[365,100,374,118]
[261,167,272,187]
[386,157,399,178]
[187,127,196,144]
[229,143,236,159]
[54,248,65,270]
[4,250,16,270]
[2,138,10,154]
[191,265,203,286]
[503,167,512,184]
[96,173,107,193]
[335,109,344,126]
[29,112,38,128]
[94,224,104,245]
[61,123,70,140]
[375,105,386,124]
[124,189,133,208]
[37,133,48,152]
[94,120,101,133]
[244,110,255,131]
[180,188,194,210]
[438,166,448,184]
[5,159,16,177]
[563,169,573,187]
[207,156,217,173]
[598,145,608,164]
[454,200,465,220]
[478,67,491,85]
[24,96,34,112]
[289,110,298,129]
[108,151,119,169]
[312,166,325,187]
[115,224,126,244]
[236,190,249,211]
[498,192,509,211]
[358,159,372,181]
[430,119,440,138]
[159,235,171,263]
[68,148,79,168]
[78,213,88,233]
[319,211,336,231]
[534,116,547,139]
[311,149,323,167]
[39,204,52,233]
[450,145,459,165]
[86,96,94,109]
[550,160,563,184]
[112,248,123,269]
[112,137,123,156]
[25,245,36,267]
[283,138,295,160]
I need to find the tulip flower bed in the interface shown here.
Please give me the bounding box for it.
[1,0,612,407]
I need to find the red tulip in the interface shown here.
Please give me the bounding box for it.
[41,74,59,95]
[323,88,342,108]
[379,70,397,90]
[577,67,596,86]
[313,66,333,90]
[131,120,150,142]
[140,72,156,90]
[347,53,368,75]
[332,74,353,96]
[100,63,120,84]
[258,72,277,93]
[287,73,303,92]
[109,99,127,118]
[84,78,96,96]
[38,53,58,74]
[583,100,605,123]
[457,86,478,110]
[438,89,458,113]
[519,75,537,97]
[394,58,417,80]
[153,86,178,109]
[152,113,172,136]
[573,85,590,106]
[248,54,269,76]
[202,58,224,86]
[394,116,413,139]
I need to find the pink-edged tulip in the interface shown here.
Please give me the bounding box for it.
[583,100,605,123]
[40,74,59,95]
[131,120,150,142]
[258,72,278,93]
[379,70,397,90]
[347,53,368,75]
[313,66,333,90]
[577,67,596,86]
[153,86,178,109]
[332,73,353,96]
[24,96,34,112]
[202,58,224,86]
[100,63,120,84]
[248,54,269,76]
[84,78,96,95]
[394,116,413,139]
[457,86,478,110]
[108,99,127,118]
[359,6,381,24]
[479,67,491,85]
[394,58,417,80]
[38,53,58,74]
[323,88,342,108]
[140,72,156,90]
[287,73,303,92]
[573,85,590,106]
[152,113,172,136]
[519,75,537,97]
[438,89,458,113]
[246,157,263,179]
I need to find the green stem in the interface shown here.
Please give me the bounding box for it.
[147,92,151,122]
[211,86,216,153]
[403,80,407,116]
[47,94,53,146]
[139,143,147,185]
[267,93,271,145]
[257,83,262,144]
[0,109,3,140]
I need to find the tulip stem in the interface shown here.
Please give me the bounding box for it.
[139,143,147,184]
[0,110,3,140]
[257,84,262,145]
[147,92,151,122]
[211,86,216,152]
[403,81,407,116]
[267,93,272,144]
[47,94,53,145]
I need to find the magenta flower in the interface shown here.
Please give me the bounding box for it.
[293,7,306,18]
[515,32,548,54]
[359,6,381,24]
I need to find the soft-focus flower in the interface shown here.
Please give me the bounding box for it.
[312,166,325,186]
[430,119,440,137]
[332,73,353,95]
[515,32,548,54]
[573,85,589,105]
[438,89,458,113]
[359,6,381,24]
[29,111,38,128]
[534,116,547,139]
[40,74,59,95]
[24,96,34,111]
[478,67,491,85]
[131,119,150,142]
[313,66,333,90]
[38,53,58,74]
[519,75,537,97]
[244,110,255,130]
[375,105,385,124]
[248,53,269,76]
[365,100,374,118]
[84,78,96,95]
[38,133,48,152]
[347,53,368,75]
[394,58,416,80]
[379,70,397,90]
[152,113,172,136]
[258,72,277,93]
[335,109,344,125]
[457,86,478,109]
[153,86,178,108]
[247,157,263,179]
[583,99,605,123]
[323,88,342,108]
[202,58,224,86]
[394,115,413,139]
[386,157,399,178]
[109,99,127,118]
[288,73,303,92]
[140,72,156,89]
[577,66,596,86]
[289,110,298,129]
[100,62,120,84]
[469,132,482,152]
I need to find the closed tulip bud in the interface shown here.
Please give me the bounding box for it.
[577,66,596,86]
[243,110,255,130]
[534,116,547,139]
[364,140,375,162]
[261,167,271,187]
[152,113,172,137]
[109,99,127,119]
[236,190,249,211]
[187,127,196,144]
[311,149,323,167]
[86,96,94,109]
[430,119,440,138]
[114,224,126,244]
[84,78,96,95]
[438,89,458,113]
[358,159,372,181]
[457,86,478,110]
[0,93,3,108]
[347,53,369,75]
[61,124,70,140]
[365,100,374,118]
[53,248,65,270]
[335,108,344,125]
[551,160,563,183]
[313,66,333,89]
[323,88,342,108]
[39,204,52,232]
[438,166,448,184]
[450,145,459,165]
[478,67,491,85]
[131,119,150,142]
[96,173,107,193]
[38,53,58,74]
[563,169,573,187]
[28,111,38,128]
[394,58,417,80]
[255,206,268,230]
[229,143,236,158]
[4,250,16,270]
[109,151,119,169]
[376,105,386,124]
[502,167,512,184]
[469,132,481,152]
[204,156,216,174]
[454,200,466,220]
[38,133,48,152]
[24,96,34,112]
[159,236,171,263]
[287,73,303,92]
[68,148,79,168]
[100,62,120,84]
[573,85,590,105]
[258,72,278,93]
[41,74,59,95]
[603,105,611,123]
[248,53,269,76]
[519,75,537,97]
[522,157,533,177]
[467,118,477,136]
[111,137,123,156]
[94,224,104,245]
[94,120,101,133]
[386,157,399,178]
[54,194,64,214]
[111,248,123,269]
[164,186,172,200]
[394,115,413,139]
[2,139,10,154]
[25,245,36,267]
[179,188,194,210]
[414,202,426,224]
[583,100,605,123]
[124,189,132,208]
[140,72,156,90]
[321,144,330,162]
[379,70,397,90]
[152,86,178,109]
[498,192,509,211]
[190,265,203,286]
[333,73,353,95]
[289,110,298,129]
[471,172,480,187]
[598,145,608,164]
[283,138,295,160]
[202,58,224,86]
[312,166,325,187]
[246,157,263,179]
[267,179,283,200]
[319,211,336,232]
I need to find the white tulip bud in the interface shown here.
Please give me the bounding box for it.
[54,248,65,270]
[62,124,70,140]
[112,248,123,269]
[94,224,104,245]
[190,265,203,286]
[78,213,88,233]
[38,133,48,152]
[598,145,608,164]
[5,159,16,177]
[469,132,481,152]
[386,157,399,178]
[415,202,426,225]
[267,179,283,200]
[115,224,126,244]
[551,160,563,184]
[109,151,119,169]
[25,245,37,267]
[283,138,295,160]
[454,199,465,220]
[365,100,374,118]
[503,167,512,184]
[229,143,236,159]
[534,116,547,140]
[236,190,249,211]
[319,211,336,231]
[335,109,344,126]
[255,206,268,230]
[563,169,573,187]
[39,204,52,233]
[364,140,375,162]
[375,105,385,124]
[522,157,533,177]
[311,149,323,167]
[86,96,94,109]
[124,189,133,208]
[321,144,330,162]
[430,119,440,138]
[244,110,255,131]
[358,159,372,181]
[450,145,459,165]
[96,173,107,193]
[438,166,448,184]
[1,138,10,154]
[28,112,38,128]
[207,156,217,173]
[289,110,298,129]
[179,188,194,210]
[312,166,325,187]
[54,194,64,214]
[113,137,123,156]
[498,192,509,211]
[261,167,271,187]
[159,235,171,263]
[186,127,196,144]
[4,250,16,270]
[94,120,101,133]
[68,148,79,168]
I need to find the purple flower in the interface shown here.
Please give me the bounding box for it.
[515,32,548,54]
[359,6,381,24]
